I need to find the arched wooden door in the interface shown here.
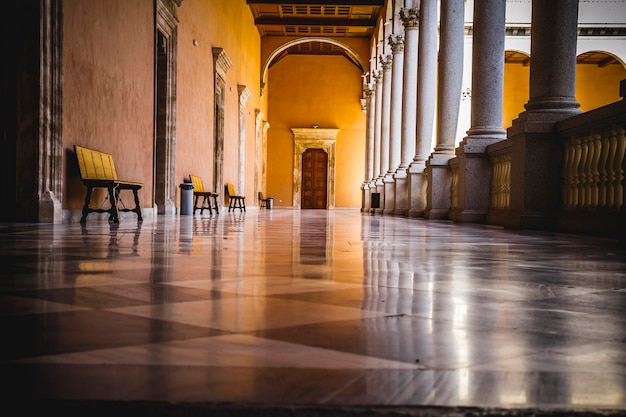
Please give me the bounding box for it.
[301,148,328,209]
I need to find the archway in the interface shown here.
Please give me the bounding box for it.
[261,37,368,94]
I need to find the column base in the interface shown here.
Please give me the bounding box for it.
[393,170,409,216]
[424,152,454,220]
[383,174,396,215]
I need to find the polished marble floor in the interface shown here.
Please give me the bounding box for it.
[1,208,626,416]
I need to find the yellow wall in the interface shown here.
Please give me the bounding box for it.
[502,58,625,128]
[576,62,626,112]
[62,0,264,211]
[503,62,530,129]
[63,0,154,209]
[266,54,366,208]
[177,0,263,202]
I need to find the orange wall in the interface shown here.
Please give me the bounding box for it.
[62,0,264,212]
[503,62,530,129]
[62,0,154,209]
[266,54,366,208]
[502,60,625,128]
[576,62,626,112]
[177,0,263,202]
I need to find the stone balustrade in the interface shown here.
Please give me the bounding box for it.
[561,128,625,212]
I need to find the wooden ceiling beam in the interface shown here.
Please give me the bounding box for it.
[248,0,384,5]
[256,17,376,26]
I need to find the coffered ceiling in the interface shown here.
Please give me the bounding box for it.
[247,0,385,38]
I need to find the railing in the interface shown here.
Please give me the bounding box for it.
[450,160,459,209]
[489,148,512,210]
[561,128,625,212]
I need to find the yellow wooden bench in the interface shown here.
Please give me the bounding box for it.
[189,175,219,215]
[74,145,143,223]
[225,183,245,212]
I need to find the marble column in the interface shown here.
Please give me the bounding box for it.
[384,35,405,215]
[505,0,581,229]
[393,8,419,216]
[371,72,383,192]
[362,84,376,212]
[449,0,507,223]
[376,55,393,210]
[425,0,464,220]
[408,0,437,217]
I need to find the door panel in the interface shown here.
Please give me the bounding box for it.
[301,148,328,209]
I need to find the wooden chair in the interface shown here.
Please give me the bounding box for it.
[225,183,245,212]
[258,192,274,209]
[189,175,219,215]
[74,145,143,223]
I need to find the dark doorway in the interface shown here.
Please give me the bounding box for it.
[301,148,328,209]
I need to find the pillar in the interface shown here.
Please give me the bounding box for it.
[384,35,405,215]
[362,84,376,212]
[376,55,393,209]
[425,0,465,220]
[506,0,581,229]
[449,0,507,223]
[371,72,383,192]
[393,7,419,216]
[408,0,438,217]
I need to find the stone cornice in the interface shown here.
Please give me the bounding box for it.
[212,47,233,79]
[291,128,339,141]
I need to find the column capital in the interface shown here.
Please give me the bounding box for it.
[400,8,419,29]
[388,34,404,53]
[379,54,392,70]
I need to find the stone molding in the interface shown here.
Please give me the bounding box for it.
[291,128,338,209]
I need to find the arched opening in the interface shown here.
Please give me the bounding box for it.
[576,50,626,111]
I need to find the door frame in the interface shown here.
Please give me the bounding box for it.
[301,148,329,209]
[291,128,338,209]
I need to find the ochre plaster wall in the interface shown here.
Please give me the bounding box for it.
[62,0,154,210]
[266,54,366,208]
[62,0,264,214]
[576,62,626,112]
[502,59,624,129]
[503,62,530,129]
[177,0,263,204]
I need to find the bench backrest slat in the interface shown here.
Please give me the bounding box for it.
[75,145,119,181]
[189,175,205,192]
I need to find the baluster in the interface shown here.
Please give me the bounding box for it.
[607,130,618,208]
[581,134,593,210]
[503,153,511,208]
[598,133,610,209]
[573,137,584,209]
[614,128,625,210]
[589,133,602,209]
[563,139,578,210]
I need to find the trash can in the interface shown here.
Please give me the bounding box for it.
[370,192,380,215]
[179,183,194,215]
[267,197,274,209]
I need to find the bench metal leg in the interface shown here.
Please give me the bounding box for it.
[80,186,94,223]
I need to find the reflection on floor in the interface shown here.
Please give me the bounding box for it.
[1,209,625,417]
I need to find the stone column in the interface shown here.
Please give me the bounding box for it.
[371,72,383,191]
[425,0,465,220]
[383,35,405,215]
[376,55,393,209]
[408,0,438,217]
[393,7,419,216]
[362,84,376,211]
[449,0,507,223]
[506,0,581,229]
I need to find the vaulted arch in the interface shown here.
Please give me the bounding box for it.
[260,37,368,94]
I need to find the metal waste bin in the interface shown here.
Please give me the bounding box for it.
[370,192,380,215]
[179,183,194,215]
